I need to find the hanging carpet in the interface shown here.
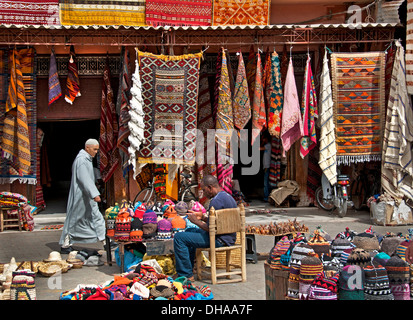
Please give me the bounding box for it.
[233,51,251,130]
[64,45,81,105]
[212,0,270,25]
[48,47,62,106]
[145,0,212,27]
[0,0,59,25]
[331,52,386,165]
[136,50,202,165]
[59,0,145,26]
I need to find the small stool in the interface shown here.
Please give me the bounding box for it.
[0,206,22,232]
[246,234,258,264]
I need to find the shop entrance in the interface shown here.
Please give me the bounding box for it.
[37,120,100,213]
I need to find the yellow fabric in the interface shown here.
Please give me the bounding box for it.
[165,165,178,201]
[59,1,146,26]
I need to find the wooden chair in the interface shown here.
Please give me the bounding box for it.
[195,204,246,284]
[0,206,22,232]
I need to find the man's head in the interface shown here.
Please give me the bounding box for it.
[85,138,99,158]
[200,175,222,199]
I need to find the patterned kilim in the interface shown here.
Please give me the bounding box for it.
[406,0,413,94]
[137,50,202,165]
[0,0,59,25]
[0,48,37,184]
[331,52,386,165]
[212,0,270,25]
[145,0,212,26]
[59,0,145,26]
[64,45,80,105]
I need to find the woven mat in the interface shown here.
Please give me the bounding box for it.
[40,224,64,230]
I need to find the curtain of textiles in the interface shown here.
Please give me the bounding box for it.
[0,48,37,185]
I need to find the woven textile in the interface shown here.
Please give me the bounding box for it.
[381,40,413,202]
[267,52,283,137]
[331,52,386,165]
[406,0,413,94]
[145,0,212,26]
[99,58,120,183]
[137,50,202,165]
[269,136,281,188]
[318,50,337,185]
[212,0,270,25]
[233,52,251,130]
[1,49,32,178]
[0,0,59,25]
[251,52,266,146]
[59,0,145,26]
[246,46,256,104]
[64,46,81,105]
[281,57,303,157]
[116,47,132,173]
[299,55,318,159]
[35,128,46,209]
[48,48,61,105]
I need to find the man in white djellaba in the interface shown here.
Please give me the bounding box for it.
[59,139,106,254]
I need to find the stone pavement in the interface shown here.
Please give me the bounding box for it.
[0,201,411,300]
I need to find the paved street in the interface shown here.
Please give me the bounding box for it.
[0,200,411,300]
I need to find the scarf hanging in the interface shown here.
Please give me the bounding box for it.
[48,47,61,106]
[299,54,318,159]
[212,50,222,123]
[233,51,251,130]
[64,45,81,105]
[318,50,337,186]
[196,62,217,204]
[251,52,266,146]
[215,48,234,195]
[127,57,145,180]
[267,51,283,137]
[35,128,46,210]
[246,45,256,103]
[1,49,31,177]
[116,47,132,174]
[99,57,120,183]
[281,57,303,157]
[382,40,413,202]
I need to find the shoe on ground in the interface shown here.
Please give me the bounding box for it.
[60,246,74,254]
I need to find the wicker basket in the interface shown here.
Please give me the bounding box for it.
[214,232,241,270]
[67,259,83,269]
[38,261,70,277]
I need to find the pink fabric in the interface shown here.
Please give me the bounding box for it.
[281,58,303,157]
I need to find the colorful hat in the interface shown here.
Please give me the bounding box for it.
[298,252,323,300]
[373,251,390,266]
[119,199,134,217]
[163,205,178,219]
[183,216,199,230]
[363,261,394,300]
[268,236,291,270]
[130,218,144,242]
[156,219,173,240]
[114,211,132,241]
[346,248,371,268]
[191,201,206,214]
[175,201,188,215]
[143,210,158,224]
[335,227,356,241]
[353,234,380,252]
[405,241,413,264]
[308,271,339,300]
[308,230,331,258]
[380,236,404,256]
[331,237,353,258]
[142,224,158,239]
[171,215,186,234]
[385,255,411,300]
[152,202,163,216]
[134,203,146,220]
[339,265,365,293]
[105,203,120,238]
[287,243,315,299]
[395,240,410,261]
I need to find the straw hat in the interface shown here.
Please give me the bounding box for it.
[44,251,62,262]
[38,261,70,277]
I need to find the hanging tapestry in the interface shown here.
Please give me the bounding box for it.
[233,51,251,130]
[382,40,413,201]
[281,57,303,157]
[215,48,234,195]
[318,50,337,186]
[59,0,145,26]
[99,58,120,183]
[64,45,81,105]
[269,136,281,188]
[35,128,46,210]
[48,47,61,106]
[136,50,202,165]
[0,0,59,25]
[251,52,266,146]
[331,52,385,165]
[406,0,413,94]
[145,0,212,27]
[212,0,270,25]
[0,48,37,185]
[116,47,132,174]
[246,45,256,104]
[212,50,222,123]
[196,63,216,204]
[267,51,283,137]
[299,54,318,159]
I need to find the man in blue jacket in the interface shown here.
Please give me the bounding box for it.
[173,175,238,281]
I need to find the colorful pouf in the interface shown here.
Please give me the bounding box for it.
[10,270,36,300]
[308,271,339,300]
[157,219,173,240]
[385,255,411,300]
[338,265,365,300]
[363,261,394,300]
[287,243,315,299]
[298,252,323,300]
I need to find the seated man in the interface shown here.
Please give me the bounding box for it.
[173,175,238,281]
